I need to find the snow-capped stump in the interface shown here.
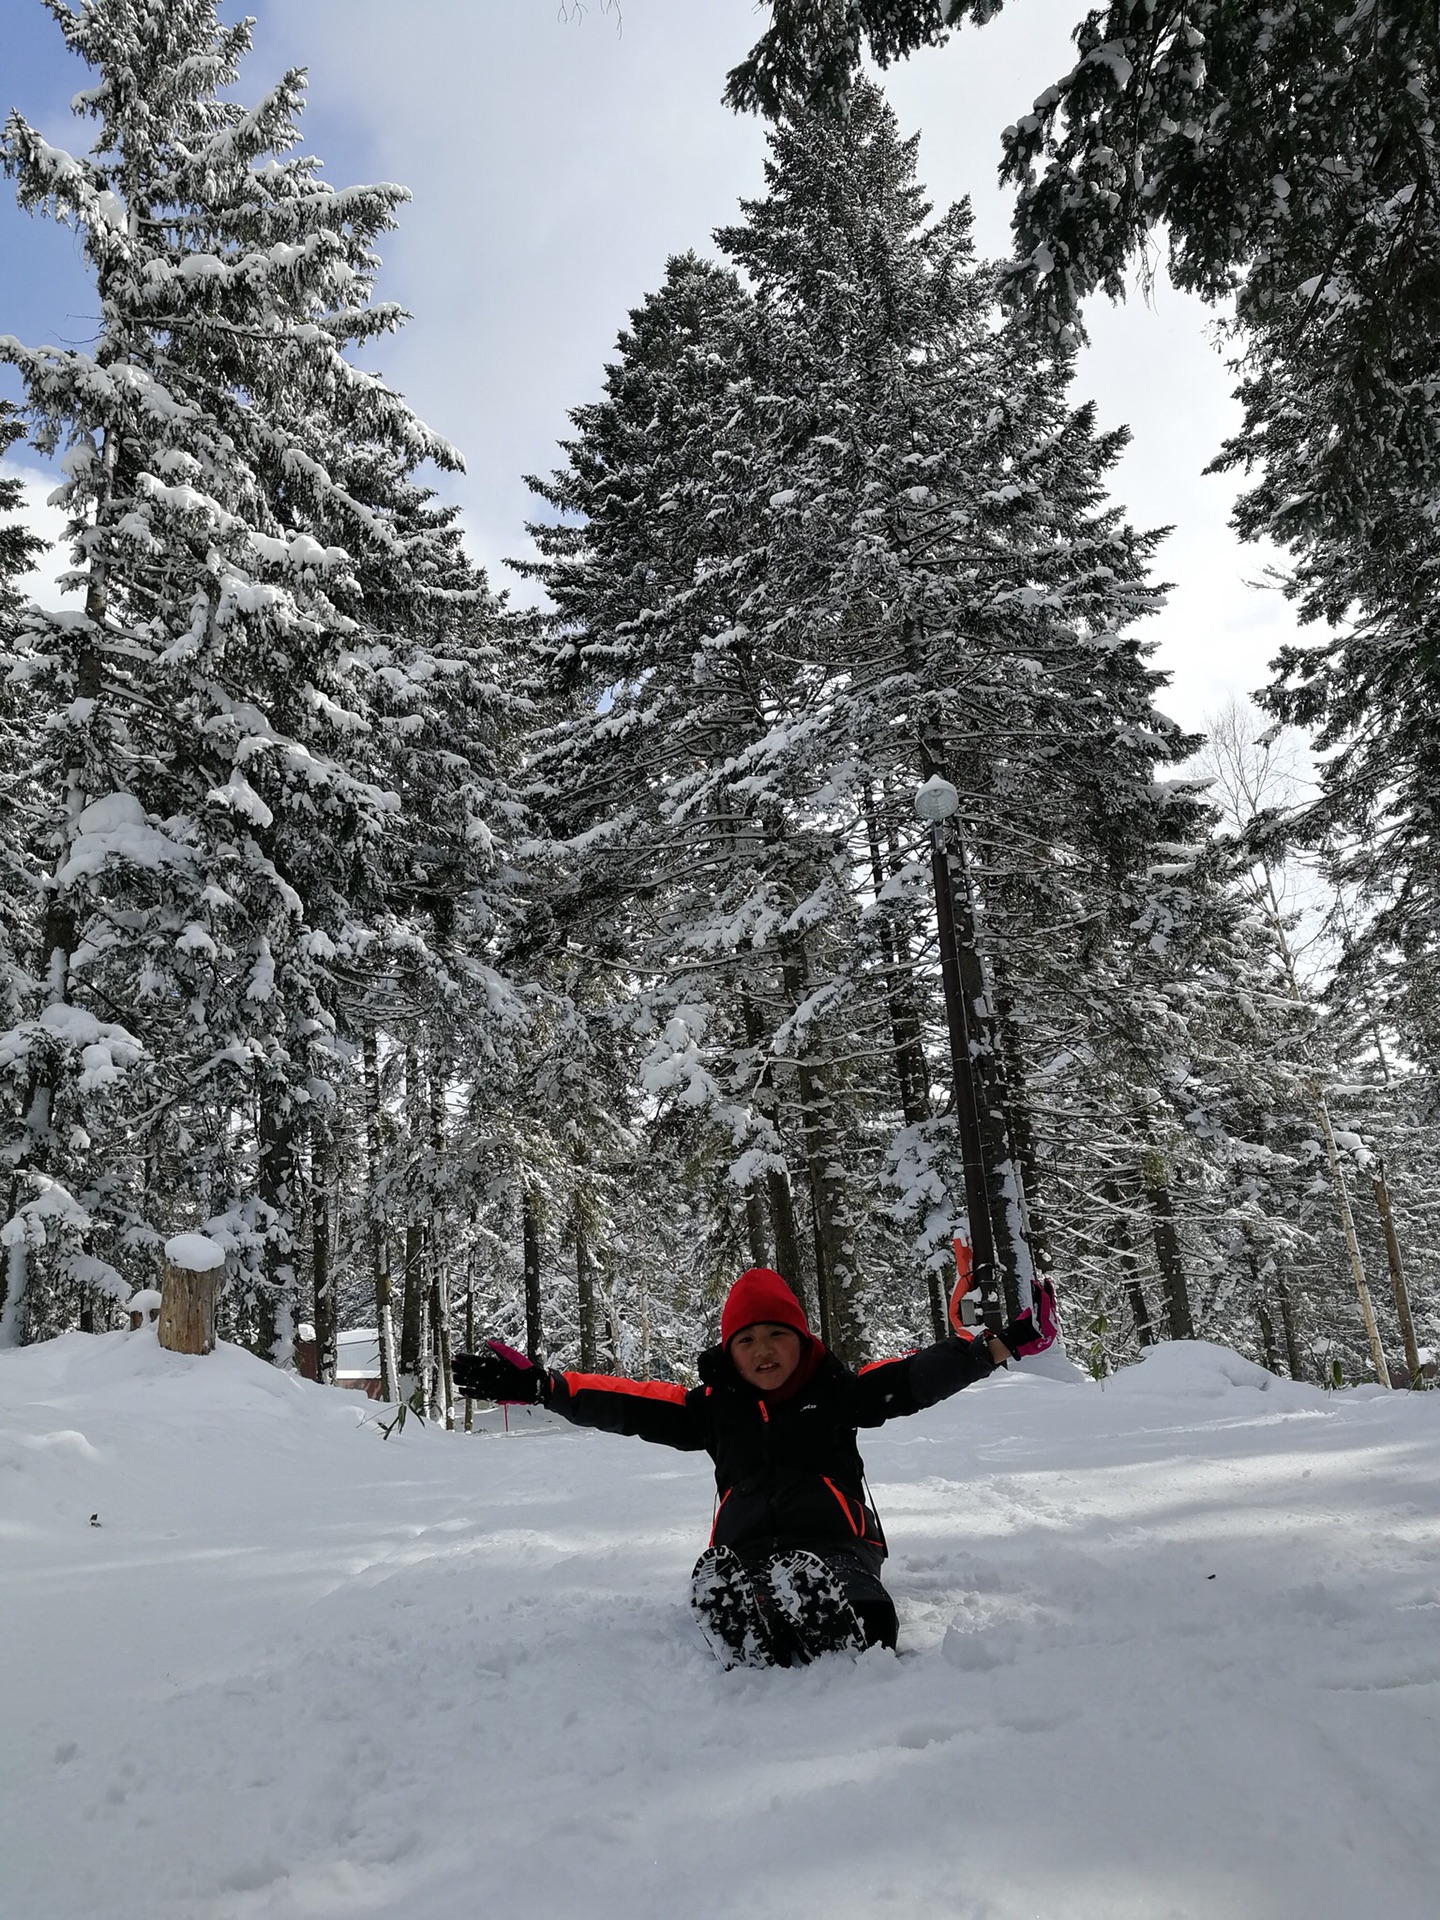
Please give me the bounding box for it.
[157,1234,226,1356]
[127,1287,162,1331]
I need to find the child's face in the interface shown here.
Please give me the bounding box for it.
[729,1322,802,1393]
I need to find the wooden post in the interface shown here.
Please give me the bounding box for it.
[157,1234,225,1355]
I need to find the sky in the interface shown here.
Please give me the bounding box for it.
[0,0,1314,735]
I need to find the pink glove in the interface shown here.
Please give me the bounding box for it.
[998,1277,1059,1357]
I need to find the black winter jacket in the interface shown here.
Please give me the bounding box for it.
[547,1336,997,1559]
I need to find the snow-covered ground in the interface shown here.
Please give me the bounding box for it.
[4,1332,1438,1920]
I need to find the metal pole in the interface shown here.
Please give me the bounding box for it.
[929,821,1000,1326]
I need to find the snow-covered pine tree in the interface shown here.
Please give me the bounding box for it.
[0,401,53,1339]
[525,85,1201,1361]
[1192,702,1437,1383]
[0,402,43,622]
[725,0,953,113]
[729,19,1440,1150]
[711,86,1201,1324]
[521,251,808,1354]
[0,1,508,1354]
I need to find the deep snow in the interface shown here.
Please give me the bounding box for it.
[3,1331,1438,1920]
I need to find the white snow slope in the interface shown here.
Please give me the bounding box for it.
[3,1332,1438,1920]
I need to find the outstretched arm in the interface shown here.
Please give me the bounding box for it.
[453,1342,707,1453]
[853,1336,1001,1426]
[549,1370,707,1451]
[852,1286,1059,1426]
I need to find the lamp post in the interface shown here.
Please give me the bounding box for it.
[915,774,1000,1327]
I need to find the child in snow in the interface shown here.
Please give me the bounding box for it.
[453,1265,1055,1668]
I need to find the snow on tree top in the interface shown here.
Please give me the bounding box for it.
[164,1234,225,1273]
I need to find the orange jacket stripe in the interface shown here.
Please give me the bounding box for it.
[560,1372,687,1405]
[822,1476,861,1536]
[709,1487,731,1547]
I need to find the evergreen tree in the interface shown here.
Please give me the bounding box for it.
[0,402,43,627]
[0,1,517,1352]
[0,402,51,1338]
[728,9,1440,1141]
[525,87,1199,1361]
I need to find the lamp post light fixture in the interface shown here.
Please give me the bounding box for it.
[915,774,1000,1328]
[914,773,960,824]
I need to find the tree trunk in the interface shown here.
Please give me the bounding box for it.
[399,1042,425,1405]
[866,788,945,1342]
[764,1166,808,1312]
[574,1187,598,1371]
[428,1056,452,1423]
[744,1188,770,1271]
[1373,1161,1422,1384]
[990,953,1053,1280]
[430,1253,454,1429]
[158,1248,221,1355]
[257,1089,297,1364]
[863,783,931,1128]
[946,832,1033,1321]
[522,1184,543,1363]
[311,1123,337,1385]
[780,942,865,1364]
[924,1270,947,1344]
[363,1029,397,1403]
[738,985,816,1321]
[1274,1267,1306,1383]
[808,1196,834,1352]
[1103,1183,1153,1347]
[1256,1299,1281,1375]
[1140,1152,1194,1340]
[1312,1095,1388,1385]
[464,1276,475,1433]
[401,1215,425,1401]
[0,1175,27,1347]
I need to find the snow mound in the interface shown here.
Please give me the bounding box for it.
[1103,1337,1327,1404]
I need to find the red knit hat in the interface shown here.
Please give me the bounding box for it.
[720,1267,810,1347]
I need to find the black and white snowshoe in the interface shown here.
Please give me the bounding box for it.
[691,1546,777,1669]
[765,1550,867,1662]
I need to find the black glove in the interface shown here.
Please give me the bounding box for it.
[452,1340,552,1404]
[991,1315,1033,1361]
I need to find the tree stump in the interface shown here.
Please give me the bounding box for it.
[157,1234,225,1355]
[128,1288,162,1331]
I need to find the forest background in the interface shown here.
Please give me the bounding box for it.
[2,0,1435,1408]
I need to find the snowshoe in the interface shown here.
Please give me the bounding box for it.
[691,1546,778,1669]
[765,1549,867,1662]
